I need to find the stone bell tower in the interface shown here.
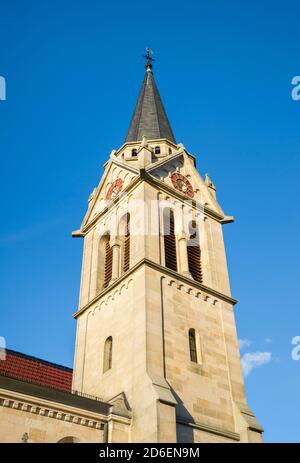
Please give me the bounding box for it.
[71,53,263,443]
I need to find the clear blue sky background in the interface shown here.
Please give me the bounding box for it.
[1,0,299,443]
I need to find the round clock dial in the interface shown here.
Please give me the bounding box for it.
[106,178,123,200]
[171,173,194,198]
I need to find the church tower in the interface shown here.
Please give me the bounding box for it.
[72,54,263,443]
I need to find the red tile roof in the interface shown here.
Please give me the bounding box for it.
[0,349,73,392]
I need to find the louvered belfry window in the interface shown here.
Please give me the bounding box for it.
[187,221,203,283]
[164,208,177,272]
[123,213,130,273]
[103,237,113,288]
[189,329,198,363]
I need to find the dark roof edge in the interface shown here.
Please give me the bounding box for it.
[4,348,72,372]
[0,374,110,415]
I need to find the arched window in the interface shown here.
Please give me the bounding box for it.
[163,208,177,272]
[187,221,203,283]
[168,148,172,155]
[57,436,79,443]
[103,336,113,373]
[120,213,130,273]
[155,146,161,155]
[103,235,113,288]
[97,233,113,292]
[131,148,137,157]
[189,329,198,363]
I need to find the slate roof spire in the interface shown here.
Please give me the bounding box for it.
[125,50,176,144]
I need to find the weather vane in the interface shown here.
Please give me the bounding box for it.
[142,48,155,70]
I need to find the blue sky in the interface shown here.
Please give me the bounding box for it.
[1,0,299,442]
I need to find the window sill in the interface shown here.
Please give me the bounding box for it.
[188,362,202,375]
[102,368,113,377]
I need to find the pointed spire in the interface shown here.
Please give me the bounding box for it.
[125,50,176,144]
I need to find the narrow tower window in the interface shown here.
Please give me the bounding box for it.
[97,233,113,292]
[189,329,198,363]
[163,208,177,272]
[131,148,137,157]
[187,221,203,283]
[120,213,130,273]
[103,236,113,288]
[155,146,161,155]
[103,336,113,372]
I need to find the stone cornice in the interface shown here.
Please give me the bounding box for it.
[145,259,237,304]
[0,388,106,430]
[177,417,240,442]
[73,258,237,318]
[107,413,131,426]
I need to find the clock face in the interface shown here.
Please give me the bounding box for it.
[106,178,123,200]
[171,173,194,198]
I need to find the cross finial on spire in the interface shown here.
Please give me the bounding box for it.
[142,48,155,71]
